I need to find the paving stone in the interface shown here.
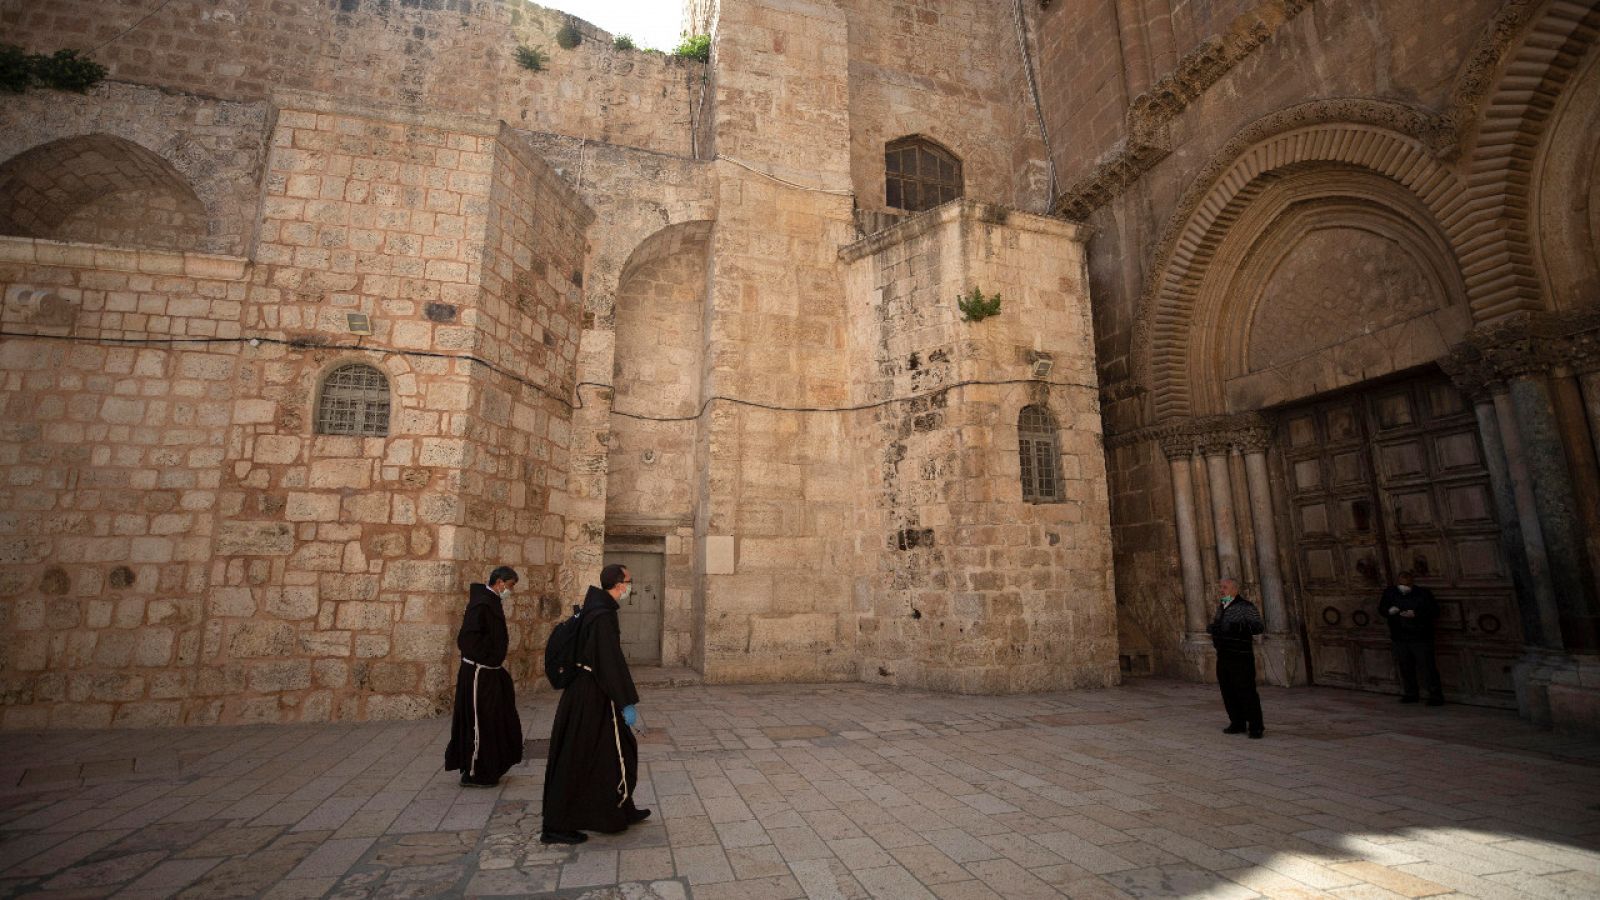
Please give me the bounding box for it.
[0,681,1594,900]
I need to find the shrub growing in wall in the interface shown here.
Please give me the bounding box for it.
[514,44,547,72]
[673,33,711,62]
[0,45,106,93]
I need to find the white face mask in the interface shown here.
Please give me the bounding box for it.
[619,584,632,600]
[1398,585,1412,594]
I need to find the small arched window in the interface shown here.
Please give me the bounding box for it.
[316,363,390,436]
[885,137,962,212]
[1019,405,1062,503]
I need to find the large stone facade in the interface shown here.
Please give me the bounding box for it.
[0,0,1113,728]
[1,0,1596,734]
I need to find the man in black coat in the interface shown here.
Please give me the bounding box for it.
[445,566,524,787]
[540,564,652,845]
[1380,571,1444,705]
[1208,577,1265,738]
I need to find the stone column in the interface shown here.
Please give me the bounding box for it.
[1508,374,1598,653]
[1160,432,1208,635]
[1241,439,1287,633]
[1203,443,1241,583]
[1238,422,1304,686]
[1581,370,1600,471]
[1472,398,1542,645]
[1492,387,1565,650]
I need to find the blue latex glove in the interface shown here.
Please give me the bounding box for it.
[621,704,638,727]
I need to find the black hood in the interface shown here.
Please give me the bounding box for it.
[581,585,618,613]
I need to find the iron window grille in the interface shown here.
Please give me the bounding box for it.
[316,363,391,436]
[885,138,962,213]
[1019,405,1062,503]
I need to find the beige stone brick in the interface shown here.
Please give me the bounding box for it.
[309,458,372,489]
[234,399,276,423]
[391,624,451,661]
[265,586,318,620]
[334,601,393,631]
[134,628,175,666]
[355,634,391,658]
[215,521,294,555]
[285,492,340,521]
[247,659,311,692]
[229,621,297,657]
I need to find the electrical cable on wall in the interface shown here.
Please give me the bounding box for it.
[93,0,179,54]
[1012,0,1059,206]
[715,155,854,196]
[0,328,1096,423]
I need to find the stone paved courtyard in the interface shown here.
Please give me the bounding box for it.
[1,678,1598,899]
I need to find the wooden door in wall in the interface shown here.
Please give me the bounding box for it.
[1278,371,1523,708]
[602,549,663,666]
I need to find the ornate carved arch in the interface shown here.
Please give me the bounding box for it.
[1455,0,1600,321]
[1135,102,1470,420]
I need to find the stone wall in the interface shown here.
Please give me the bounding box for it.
[1036,0,1511,676]
[1,0,699,158]
[0,83,271,257]
[694,0,859,683]
[844,0,1050,213]
[842,202,1118,692]
[0,87,591,727]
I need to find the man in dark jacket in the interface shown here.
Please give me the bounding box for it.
[1380,571,1443,705]
[540,564,652,845]
[1208,577,1265,738]
[445,566,523,787]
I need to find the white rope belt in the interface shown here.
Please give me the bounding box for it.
[461,657,502,777]
[610,701,630,808]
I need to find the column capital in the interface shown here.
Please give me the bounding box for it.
[1155,411,1273,457]
[1442,309,1600,394]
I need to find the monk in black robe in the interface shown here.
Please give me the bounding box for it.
[445,566,523,787]
[540,564,651,844]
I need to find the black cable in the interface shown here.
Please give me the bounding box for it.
[0,328,1097,423]
[92,0,179,54]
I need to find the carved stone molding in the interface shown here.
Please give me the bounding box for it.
[1153,411,1272,458]
[1131,104,1468,420]
[1051,0,1317,220]
[1442,309,1600,395]
[1455,0,1600,323]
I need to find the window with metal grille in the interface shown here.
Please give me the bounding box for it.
[316,363,391,436]
[1019,405,1062,503]
[885,137,962,213]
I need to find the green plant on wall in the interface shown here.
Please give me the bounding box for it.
[673,33,711,62]
[612,34,636,51]
[555,23,583,49]
[514,44,548,72]
[1,45,106,93]
[957,287,1002,322]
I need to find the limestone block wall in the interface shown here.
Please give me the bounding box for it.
[844,0,1050,213]
[0,87,591,728]
[1,0,699,158]
[0,241,250,728]
[842,201,1118,692]
[697,0,859,683]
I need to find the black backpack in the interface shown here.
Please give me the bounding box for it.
[543,605,586,689]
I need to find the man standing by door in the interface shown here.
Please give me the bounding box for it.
[1381,571,1444,706]
[540,564,652,844]
[1209,577,1265,738]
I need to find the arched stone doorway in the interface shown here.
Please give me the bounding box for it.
[1138,112,1527,705]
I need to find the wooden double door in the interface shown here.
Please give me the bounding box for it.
[1278,372,1523,707]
